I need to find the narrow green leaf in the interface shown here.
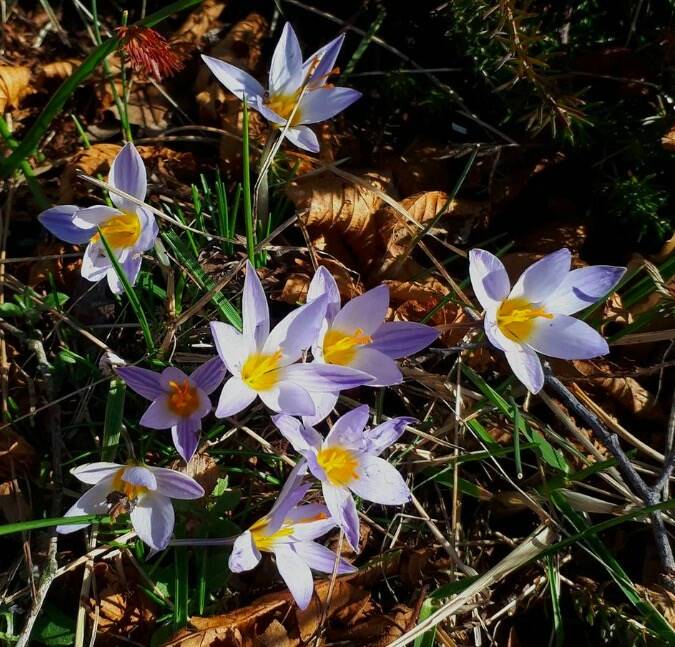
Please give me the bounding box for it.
[102,377,125,462]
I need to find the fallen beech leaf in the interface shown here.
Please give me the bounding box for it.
[105,82,170,131]
[0,65,33,113]
[256,620,296,647]
[286,171,391,274]
[41,59,81,80]
[171,0,227,54]
[0,429,36,479]
[329,604,414,646]
[662,126,675,151]
[60,143,121,202]
[636,585,675,626]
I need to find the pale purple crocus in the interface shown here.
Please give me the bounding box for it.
[469,248,626,394]
[229,464,356,609]
[273,405,413,551]
[115,357,226,463]
[57,461,204,551]
[201,23,361,153]
[304,266,439,424]
[210,261,373,419]
[38,143,158,294]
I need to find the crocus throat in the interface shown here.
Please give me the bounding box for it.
[167,378,200,417]
[92,212,141,248]
[497,297,553,342]
[111,466,148,500]
[249,517,294,551]
[323,328,372,365]
[266,91,303,126]
[316,446,360,487]
[241,351,283,391]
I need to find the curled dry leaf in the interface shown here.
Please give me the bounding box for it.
[278,257,362,306]
[171,0,227,54]
[286,171,391,275]
[60,143,121,202]
[0,65,33,113]
[41,58,81,80]
[662,126,675,151]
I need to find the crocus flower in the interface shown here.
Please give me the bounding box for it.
[38,143,158,294]
[57,461,204,551]
[115,357,226,463]
[229,464,355,609]
[273,405,413,551]
[469,248,626,394]
[304,266,439,423]
[202,23,361,153]
[210,261,373,419]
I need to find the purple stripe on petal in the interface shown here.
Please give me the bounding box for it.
[140,397,179,430]
[116,366,165,400]
[130,492,174,551]
[273,543,314,610]
[322,483,360,551]
[172,417,202,464]
[284,362,373,393]
[307,266,341,321]
[267,462,312,533]
[365,417,415,456]
[190,356,227,394]
[370,321,439,359]
[109,143,147,209]
[122,465,157,490]
[151,466,204,500]
[229,531,261,572]
[39,205,95,244]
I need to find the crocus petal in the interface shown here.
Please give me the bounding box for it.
[273,543,314,610]
[298,87,361,124]
[210,322,253,374]
[81,243,110,282]
[229,530,262,572]
[272,414,323,454]
[106,255,142,294]
[503,346,544,394]
[215,377,257,417]
[263,296,327,364]
[302,33,345,88]
[307,265,341,321]
[122,465,157,490]
[39,206,95,244]
[350,455,411,505]
[241,260,270,348]
[109,143,147,210]
[71,462,121,484]
[325,404,369,450]
[292,541,356,575]
[134,207,159,253]
[365,417,415,456]
[267,462,312,533]
[259,381,315,416]
[332,284,389,336]
[172,417,201,464]
[285,502,332,526]
[302,390,338,427]
[284,363,373,393]
[269,23,304,97]
[284,126,320,153]
[150,467,205,500]
[140,397,179,429]
[543,265,626,315]
[158,366,190,390]
[72,205,122,228]
[130,492,174,551]
[348,347,402,387]
[468,248,510,312]
[189,356,227,395]
[369,321,439,359]
[322,483,360,551]
[57,480,112,534]
[115,366,164,400]
[527,315,609,360]
[201,55,265,103]
[509,248,571,303]
[483,312,521,353]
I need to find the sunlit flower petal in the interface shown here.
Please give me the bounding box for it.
[348,347,402,386]
[324,404,369,450]
[172,417,202,463]
[273,543,315,609]
[200,55,265,103]
[369,321,439,359]
[56,480,112,534]
[109,142,147,209]
[543,265,626,315]
[272,414,323,454]
[350,455,411,505]
[365,417,415,456]
[510,248,571,302]
[116,366,164,400]
[130,491,174,551]
[504,346,544,394]
[269,23,303,97]
[215,377,257,417]
[468,248,510,311]
[71,462,122,484]
[332,284,389,336]
[302,33,344,89]
[298,87,361,124]
[39,206,94,244]
[229,530,262,572]
[307,265,341,320]
[258,381,316,416]
[210,322,253,374]
[140,397,179,429]
[242,260,270,349]
[150,467,205,499]
[292,541,357,575]
[526,314,609,360]
[122,465,157,490]
[322,482,359,550]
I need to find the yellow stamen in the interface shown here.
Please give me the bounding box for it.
[167,378,200,417]
[111,464,148,500]
[249,517,294,551]
[241,350,283,391]
[265,90,303,125]
[497,297,553,342]
[91,211,141,248]
[322,328,372,365]
[316,446,360,487]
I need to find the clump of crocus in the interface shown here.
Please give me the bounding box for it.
[57,461,204,551]
[304,266,439,423]
[469,248,626,394]
[273,405,413,551]
[38,143,158,293]
[117,26,184,80]
[229,464,355,609]
[210,261,373,419]
[116,357,226,463]
[202,23,361,152]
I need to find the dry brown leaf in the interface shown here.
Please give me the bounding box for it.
[106,83,170,131]
[28,241,82,289]
[60,143,121,202]
[171,0,227,52]
[0,429,36,479]
[662,126,675,151]
[41,59,81,80]
[286,171,391,274]
[278,257,362,306]
[329,604,415,646]
[0,65,33,113]
[0,480,31,523]
[636,584,675,626]
[254,620,296,647]
[183,452,222,497]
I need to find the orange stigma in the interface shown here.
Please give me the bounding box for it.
[167,378,200,417]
